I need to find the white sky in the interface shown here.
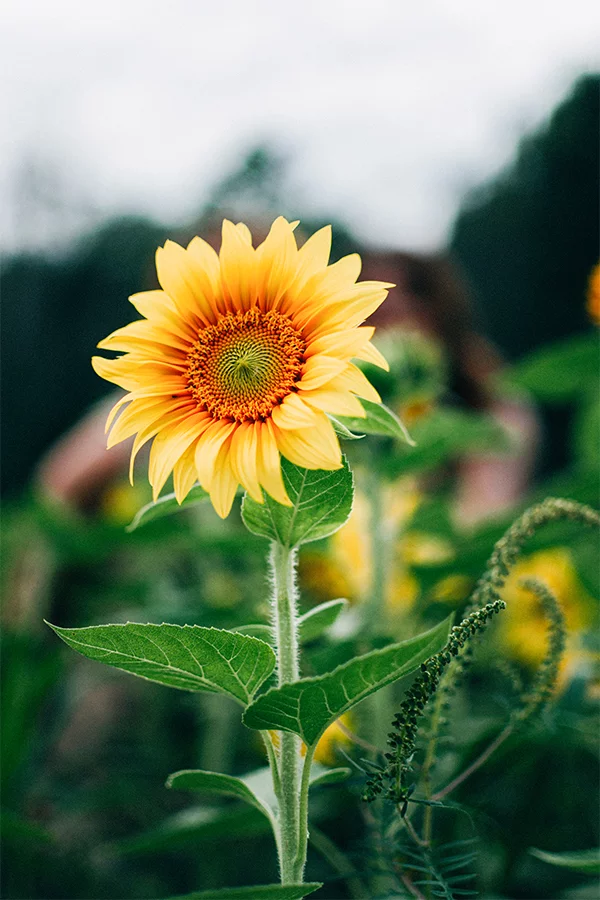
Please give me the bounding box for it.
[2,0,599,253]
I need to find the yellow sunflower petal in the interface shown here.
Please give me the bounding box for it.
[194,420,237,491]
[219,220,257,313]
[256,217,298,309]
[257,420,291,506]
[290,253,362,322]
[129,407,193,483]
[304,326,375,360]
[107,397,191,448]
[334,363,382,403]
[129,290,197,342]
[273,413,342,470]
[173,443,199,503]
[355,340,390,371]
[229,421,263,502]
[271,393,320,430]
[299,388,366,418]
[186,236,224,312]
[209,441,239,519]
[282,225,332,304]
[299,356,347,391]
[304,285,389,337]
[156,240,218,326]
[149,414,212,500]
[98,319,191,355]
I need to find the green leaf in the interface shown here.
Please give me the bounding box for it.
[164,884,322,900]
[329,416,365,440]
[338,398,415,444]
[167,766,277,815]
[46,622,275,705]
[235,600,348,647]
[233,600,348,648]
[530,847,600,874]
[299,598,348,643]
[241,455,354,548]
[233,624,273,642]
[166,768,275,822]
[509,333,599,402]
[1,809,53,845]
[385,408,508,479]
[573,389,600,470]
[243,616,453,746]
[126,484,210,531]
[309,766,352,787]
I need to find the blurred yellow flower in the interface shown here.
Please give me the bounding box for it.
[313,714,354,765]
[93,218,391,518]
[330,481,421,604]
[498,548,594,670]
[100,480,151,526]
[269,713,353,764]
[432,574,474,605]
[402,532,455,566]
[587,263,600,325]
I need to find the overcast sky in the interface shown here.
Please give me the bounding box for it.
[2,0,598,253]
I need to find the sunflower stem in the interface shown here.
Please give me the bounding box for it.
[269,542,306,884]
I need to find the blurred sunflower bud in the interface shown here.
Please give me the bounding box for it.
[497,547,596,689]
[359,329,447,424]
[587,263,600,325]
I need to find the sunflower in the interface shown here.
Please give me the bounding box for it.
[92,217,391,517]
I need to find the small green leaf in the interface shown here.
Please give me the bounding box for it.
[164,884,322,900]
[243,616,452,746]
[385,408,508,479]
[126,485,210,531]
[299,599,348,643]
[509,333,599,402]
[234,600,348,647]
[241,455,354,548]
[328,416,365,440]
[166,769,275,822]
[338,398,415,444]
[530,847,600,874]
[310,765,352,787]
[46,622,275,705]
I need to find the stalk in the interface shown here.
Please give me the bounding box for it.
[269,542,306,883]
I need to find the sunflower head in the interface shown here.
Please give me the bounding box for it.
[92,218,392,518]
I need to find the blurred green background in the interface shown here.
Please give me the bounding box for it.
[1,73,599,900]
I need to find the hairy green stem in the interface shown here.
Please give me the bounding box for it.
[270,542,306,883]
[364,469,388,634]
[296,745,315,874]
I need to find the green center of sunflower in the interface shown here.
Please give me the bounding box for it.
[187,307,306,421]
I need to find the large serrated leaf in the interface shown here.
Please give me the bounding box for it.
[337,398,415,444]
[126,484,210,531]
[241,456,353,548]
[243,616,452,746]
[46,622,275,704]
[530,847,600,873]
[166,768,276,822]
[164,884,322,900]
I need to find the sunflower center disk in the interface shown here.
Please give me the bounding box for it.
[187,308,306,421]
